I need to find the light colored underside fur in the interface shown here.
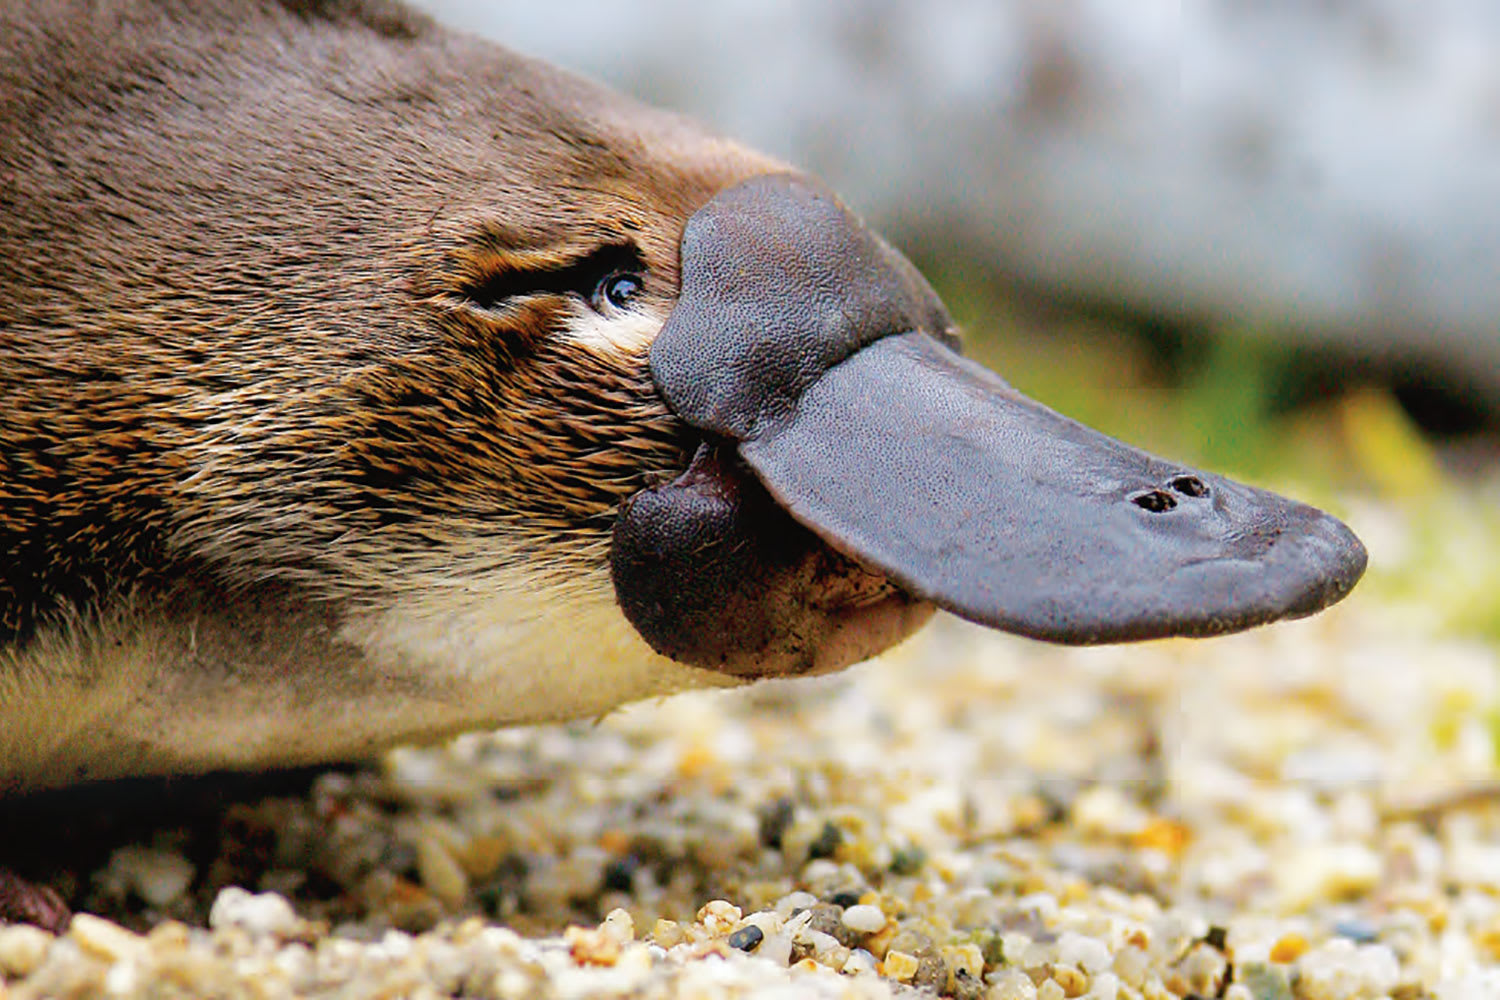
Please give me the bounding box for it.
[0,566,734,794]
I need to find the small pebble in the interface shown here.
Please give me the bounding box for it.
[1037,979,1067,1000]
[807,822,843,861]
[565,924,621,966]
[651,919,684,948]
[1057,930,1112,974]
[776,892,818,918]
[415,831,470,909]
[68,914,142,962]
[758,933,794,966]
[0,924,52,978]
[989,967,1040,1000]
[882,949,920,981]
[840,904,886,935]
[1088,971,1120,1000]
[1169,942,1227,996]
[1239,962,1295,1000]
[728,925,764,952]
[842,948,878,975]
[600,908,635,945]
[1275,843,1382,910]
[697,900,742,936]
[107,846,196,908]
[208,888,301,939]
[1051,962,1089,996]
[1333,919,1379,944]
[1269,932,1309,964]
[944,941,985,981]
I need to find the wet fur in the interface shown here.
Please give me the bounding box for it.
[0,0,782,790]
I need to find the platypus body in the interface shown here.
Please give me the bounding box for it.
[0,0,1367,796]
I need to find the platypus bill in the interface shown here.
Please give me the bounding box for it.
[0,0,1367,799]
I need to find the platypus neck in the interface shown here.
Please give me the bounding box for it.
[0,576,728,795]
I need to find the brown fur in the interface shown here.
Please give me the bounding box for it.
[0,0,781,642]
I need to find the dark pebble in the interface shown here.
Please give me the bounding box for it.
[889,845,927,876]
[951,968,986,1000]
[601,856,638,894]
[807,821,843,861]
[757,797,796,850]
[728,925,764,952]
[828,890,861,909]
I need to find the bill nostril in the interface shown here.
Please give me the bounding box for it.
[1131,489,1177,513]
[1170,475,1210,498]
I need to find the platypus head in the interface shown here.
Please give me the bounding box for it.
[0,1,1365,766]
[611,172,1368,675]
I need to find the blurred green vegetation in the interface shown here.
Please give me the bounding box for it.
[927,267,1500,646]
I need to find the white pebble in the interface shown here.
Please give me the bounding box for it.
[840,903,886,934]
[1057,930,1112,974]
[775,891,818,918]
[1071,785,1147,837]
[108,846,196,908]
[1001,932,1033,966]
[0,924,53,977]
[600,907,635,945]
[1086,970,1120,1000]
[758,932,793,967]
[1295,939,1400,1000]
[1037,978,1066,1000]
[208,887,300,938]
[801,929,841,958]
[1275,843,1382,910]
[1111,944,1150,987]
[988,967,1039,1000]
[104,958,140,996]
[69,913,142,962]
[696,899,742,936]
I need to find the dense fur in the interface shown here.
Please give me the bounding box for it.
[0,0,777,641]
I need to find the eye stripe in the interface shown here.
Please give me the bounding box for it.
[457,243,644,314]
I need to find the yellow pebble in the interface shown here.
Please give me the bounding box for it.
[69,914,142,963]
[456,834,506,880]
[1051,963,1090,997]
[943,941,985,982]
[651,919,685,949]
[1269,933,1309,964]
[564,924,621,966]
[1132,817,1192,855]
[882,949,920,981]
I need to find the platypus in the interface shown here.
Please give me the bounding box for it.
[0,0,1366,804]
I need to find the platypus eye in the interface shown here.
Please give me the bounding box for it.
[454,242,645,316]
[593,271,644,313]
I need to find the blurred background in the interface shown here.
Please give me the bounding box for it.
[416,1,1500,635]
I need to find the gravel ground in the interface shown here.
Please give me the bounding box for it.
[4,492,1500,999]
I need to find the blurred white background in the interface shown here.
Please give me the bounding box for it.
[415,1,1500,401]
